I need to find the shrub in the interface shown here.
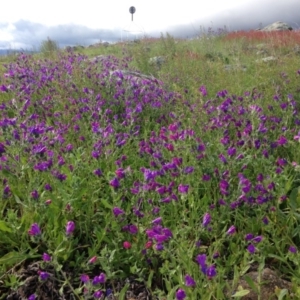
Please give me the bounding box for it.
[40,37,59,56]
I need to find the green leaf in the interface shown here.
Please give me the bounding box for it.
[267,254,287,263]
[240,265,251,276]
[243,275,258,293]
[258,261,265,273]
[147,270,154,288]
[289,187,300,209]
[276,288,288,300]
[164,278,171,293]
[231,289,250,297]
[55,247,66,254]
[0,251,36,268]
[101,199,113,209]
[0,220,12,233]
[108,249,116,262]
[118,282,129,300]
[166,284,179,300]
[0,234,18,247]
[285,177,294,194]
[14,194,28,207]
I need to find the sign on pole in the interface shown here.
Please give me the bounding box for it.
[129,6,136,21]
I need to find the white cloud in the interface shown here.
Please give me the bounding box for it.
[0,0,299,50]
[0,0,254,31]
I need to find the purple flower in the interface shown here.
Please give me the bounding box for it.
[156,185,167,195]
[227,225,236,235]
[172,157,183,166]
[257,174,264,182]
[183,166,194,174]
[267,182,275,190]
[28,223,41,236]
[113,207,125,217]
[219,179,229,195]
[115,168,125,179]
[197,143,206,152]
[162,227,173,238]
[66,221,75,235]
[92,276,100,285]
[0,143,6,156]
[195,240,201,247]
[289,246,297,253]
[34,161,51,172]
[92,273,106,285]
[185,274,196,287]
[196,254,207,273]
[252,236,263,243]
[80,274,90,283]
[0,85,8,92]
[42,253,51,261]
[110,177,120,189]
[28,295,36,300]
[168,123,178,132]
[93,290,103,298]
[38,271,50,280]
[219,153,227,164]
[199,85,207,97]
[178,184,189,194]
[245,233,254,241]
[277,158,287,167]
[44,183,52,191]
[202,174,211,181]
[277,136,287,145]
[129,224,138,234]
[66,144,73,152]
[217,89,228,98]
[155,243,164,251]
[262,149,269,158]
[227,147,236,157]
[247,244,256,254]
[206,265,217,278]
[176,288,186,300]
[31,190,39,200]
[93,169,102,176]
[3,185,11,196]
[154,234,169,243]
[202,213,211,227]
[196,254,207,266]
[152,206,160,215]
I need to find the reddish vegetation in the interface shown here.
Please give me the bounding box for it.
[172,50,202,61]
[184,50,202,60]
[223,30,300,47]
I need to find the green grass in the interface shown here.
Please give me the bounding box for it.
[0,30,300,299]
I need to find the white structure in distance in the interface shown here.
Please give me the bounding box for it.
[121,6,145,41]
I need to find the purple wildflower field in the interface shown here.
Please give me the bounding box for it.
[1,33,300,299]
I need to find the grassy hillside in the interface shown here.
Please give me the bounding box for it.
[0,29,300,299]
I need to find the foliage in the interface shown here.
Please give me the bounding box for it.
[0,29,300,299]
[40,37,59,57]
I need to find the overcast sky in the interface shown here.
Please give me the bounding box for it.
[0,0,299,50]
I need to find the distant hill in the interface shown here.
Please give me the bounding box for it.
[0,49,37,56]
